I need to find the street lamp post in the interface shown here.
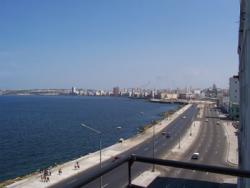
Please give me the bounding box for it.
[190,117,194,136]
[178,131,181,149]
[116,126,122,140]
[81,123,102,188]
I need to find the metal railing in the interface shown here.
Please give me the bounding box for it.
[66,154,250,188]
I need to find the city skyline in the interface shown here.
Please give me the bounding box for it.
[0,0,239,89]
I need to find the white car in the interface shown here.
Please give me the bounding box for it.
[205,119,208,122]
[118,138,124,143]
[191,152,199,160]
[182,116,187,119]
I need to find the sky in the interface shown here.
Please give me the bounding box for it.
[0,0,240,90]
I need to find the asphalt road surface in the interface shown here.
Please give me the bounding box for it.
[164,105,229,188]
[50,105,198,188]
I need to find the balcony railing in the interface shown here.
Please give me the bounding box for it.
[54,154,250,188]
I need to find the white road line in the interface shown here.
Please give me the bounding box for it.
[102,183,109,188]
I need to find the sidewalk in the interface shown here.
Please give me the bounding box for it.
[6,104,192,188]
[223,121,238,167]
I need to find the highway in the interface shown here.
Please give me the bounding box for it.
[50,104,198,188]
[164,105,228,187]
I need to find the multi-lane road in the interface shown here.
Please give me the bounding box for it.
[164,105,229,187]
[51,105,198,188]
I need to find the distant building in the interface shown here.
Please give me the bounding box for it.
[71,87,78,95]
[212,84,218,98]
[178,92,194,100]
[193,89,202,99]
[229,75,240,120]
[151,90,155,99]
[159,92,178,100]
[113,87,120,96]
[204,84,218,98]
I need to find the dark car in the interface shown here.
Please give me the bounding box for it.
[166,133,171,138]
[191,153,199,160]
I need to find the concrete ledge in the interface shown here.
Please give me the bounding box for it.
[132,171,161,188]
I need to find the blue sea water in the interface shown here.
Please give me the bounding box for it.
[0,96,179,182]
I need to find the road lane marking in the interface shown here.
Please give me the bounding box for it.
[103,183,109,188]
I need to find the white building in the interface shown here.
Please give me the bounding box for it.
[238,1,250,187]
[159,92,178,100]
[71,87,78,95]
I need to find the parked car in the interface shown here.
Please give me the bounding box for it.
[161,131,166,135]
[182,116,187,119]
[191,152,199,160]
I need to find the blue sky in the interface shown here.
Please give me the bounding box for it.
[0,0,239,89]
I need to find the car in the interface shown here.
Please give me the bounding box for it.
[216,121,220,125]
[118,138,124,143]
[205,119,209,122]
[182,116,187,119]
[166,133,171,138]
[191,152,199,160]
[112,156,120,162]
[161,131,166,135]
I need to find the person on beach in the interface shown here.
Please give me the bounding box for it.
[74,161,80,169]
[48,168,52,176]
[40,174,44,182]
[58,168,62,175]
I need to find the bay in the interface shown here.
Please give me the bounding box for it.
[0,95,179,182]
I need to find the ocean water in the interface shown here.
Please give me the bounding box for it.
[0,96,179,182]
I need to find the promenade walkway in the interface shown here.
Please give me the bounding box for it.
[6,104,192,188]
